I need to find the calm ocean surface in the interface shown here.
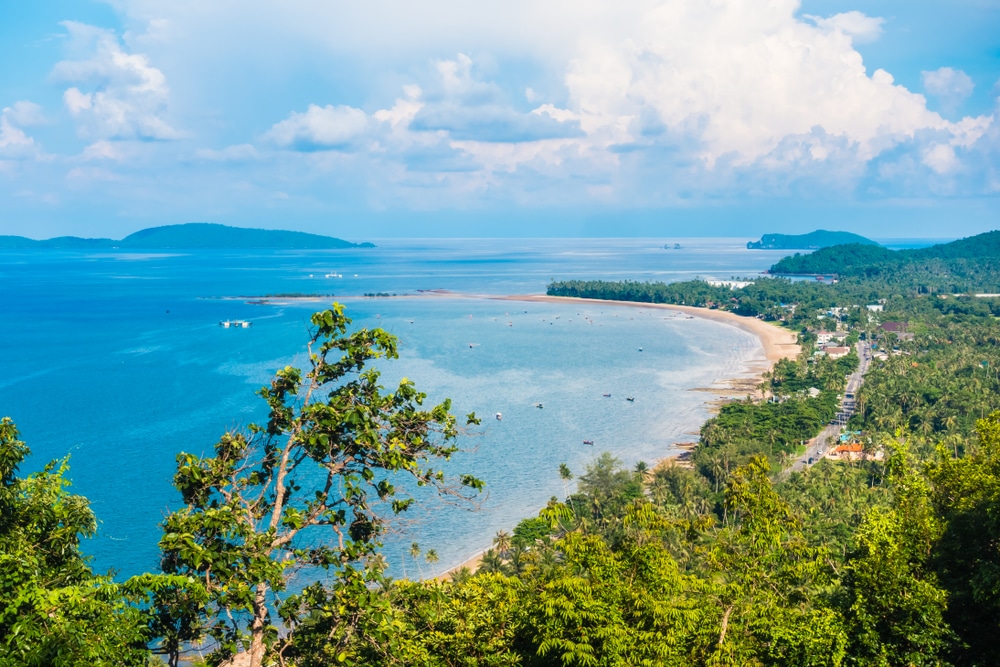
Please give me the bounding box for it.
[0,238,790,578]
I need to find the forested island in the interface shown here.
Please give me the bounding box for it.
[0,222,374,250]
[3,230,1000,666]
[746,229,878,250]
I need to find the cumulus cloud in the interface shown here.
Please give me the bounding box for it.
[102,1,998,204]
[922,67,975,114]
[3,101,46,128]
[805,11,884,43]
[265,104,370,151]
[408,54,582,142]
[192,144,260,163]
[0,103,41,160]
[52,21,181,141]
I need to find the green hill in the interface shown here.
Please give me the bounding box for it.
[0,223,373,250]
[769,230,1000,279]
[747,230,878,250]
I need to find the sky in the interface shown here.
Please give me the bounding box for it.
[0,0,998,240]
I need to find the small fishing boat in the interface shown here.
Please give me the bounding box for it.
[534,403,544,409]
[602,393,611,398]
[583,440,594,446]
[495,412,502,421]
[626,396,635,402]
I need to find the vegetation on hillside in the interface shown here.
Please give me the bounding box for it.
[768,230,1000,289]
[746,229,878,250]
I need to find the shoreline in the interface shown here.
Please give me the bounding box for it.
[432,293,800,580]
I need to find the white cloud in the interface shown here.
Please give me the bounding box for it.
[4,101,46,127]
[265,104,370,151]
[805,11,885,43]
[923,143,958,174]
[192,144,260,162]
[922,67,975,113]
[52,21,181,141]
[102,1,997,203]
[81,140,128,161]
[0,104,41,160]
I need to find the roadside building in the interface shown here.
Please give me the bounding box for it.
[824,346,851,359]
[816,330,845,345]
[825,443,884,462]
[879,321,914,342]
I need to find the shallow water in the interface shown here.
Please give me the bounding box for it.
[0,238,788,577]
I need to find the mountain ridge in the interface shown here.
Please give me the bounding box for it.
[0,223,374,250]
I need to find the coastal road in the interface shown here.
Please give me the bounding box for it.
[788,340,871,473]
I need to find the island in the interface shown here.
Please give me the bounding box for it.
[746,229,878,250]
[0,222,374,250]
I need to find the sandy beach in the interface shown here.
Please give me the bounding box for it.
[436,293,800,580]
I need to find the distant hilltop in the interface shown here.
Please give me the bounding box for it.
[0,223,375,250]
[747,230,878,250]
[768,230,1000,276]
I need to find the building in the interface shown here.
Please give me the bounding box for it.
[824,346,851,359]
[816,330,846,345]
[879,321,915,342]
[826,443,884,462]
[866,304,884,312]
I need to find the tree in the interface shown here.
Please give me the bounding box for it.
[558,463,573,499]
[155,304,483,667]
[0,417,151,666]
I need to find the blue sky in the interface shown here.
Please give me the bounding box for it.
[0,0,998,240]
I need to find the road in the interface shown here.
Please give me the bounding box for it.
[787,340,871,473]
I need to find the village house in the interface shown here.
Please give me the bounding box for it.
[879,321,915,342]
[825,443,884,462]
[823,346,851,359]
[816,330,846,345]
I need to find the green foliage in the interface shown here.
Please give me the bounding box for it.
[747,230,879,250]
[0,417,151,666]
[926,412,1000,664]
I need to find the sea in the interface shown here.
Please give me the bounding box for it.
[0,238,792,580]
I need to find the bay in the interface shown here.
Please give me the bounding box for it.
[0,238,790,578]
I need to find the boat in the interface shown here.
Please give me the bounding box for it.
[638,347,643,352]
[626,396,635,402]
[674,243,682,249]
[324,272,343,278]
[534,403,544,409]
[602,393,611,398]
[495,412,502,421]
[583,440,594,446]
[219,319,252,328]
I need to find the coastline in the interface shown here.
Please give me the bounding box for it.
[490,294,800,367]
[435,293,800,580]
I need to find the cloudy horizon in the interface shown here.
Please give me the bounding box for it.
[1,0,997,239]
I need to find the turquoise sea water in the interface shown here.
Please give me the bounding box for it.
[0,238,790,578]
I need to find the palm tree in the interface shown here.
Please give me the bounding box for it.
[425,549,439,576]
[558,463,573,499]
[410,542,423,578]
[492,530,512,558]
[479,548,505,574]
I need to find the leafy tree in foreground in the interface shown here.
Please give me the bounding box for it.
[0,417,150,666]
[155,304,483,667]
